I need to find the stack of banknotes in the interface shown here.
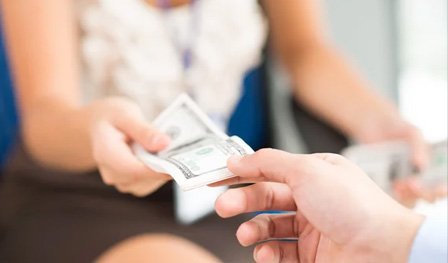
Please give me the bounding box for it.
[133,94,254,191]
[343,140,448,193]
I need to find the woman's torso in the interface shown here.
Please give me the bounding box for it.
[0,0,268,204]
[77,0,268,125]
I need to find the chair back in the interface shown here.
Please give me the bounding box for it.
[0,19,18,172]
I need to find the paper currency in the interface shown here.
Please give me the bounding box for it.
[342,140,447,192]
[133,94,254,191]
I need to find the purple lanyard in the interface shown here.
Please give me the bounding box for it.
[154,0,226,128]
[155,0,199,72]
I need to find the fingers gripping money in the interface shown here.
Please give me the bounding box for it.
[133,94,254,190]
[134,94,447,194]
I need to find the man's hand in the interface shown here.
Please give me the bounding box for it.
[215,149,424,263]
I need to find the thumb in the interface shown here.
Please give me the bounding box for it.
[113,113,170,152]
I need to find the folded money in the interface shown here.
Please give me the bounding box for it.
[133,94,254,191]
[342,140,447,192]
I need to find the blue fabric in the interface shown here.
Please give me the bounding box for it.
[227,67,267,151]
[0,21,18,170]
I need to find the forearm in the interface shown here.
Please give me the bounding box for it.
[1,0,95,171]
[285,44,406,142]
[21,102,97,172]
[359,206,425,263]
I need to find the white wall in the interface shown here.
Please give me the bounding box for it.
[322,0,398,100]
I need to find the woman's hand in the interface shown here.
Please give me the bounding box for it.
[389,124,447,207]
[90,98,172,197]
[360,121,429,170]
[360,120,447,207]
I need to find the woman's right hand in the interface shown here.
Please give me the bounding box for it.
[90,98,172,197]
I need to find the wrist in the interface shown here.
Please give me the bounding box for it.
[383,208,425,263]
[22,103,98,171]
[356,205,425,263]
[355,114,411,144]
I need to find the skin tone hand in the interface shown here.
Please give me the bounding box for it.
[215,149,425,263]
[90,98,172,197]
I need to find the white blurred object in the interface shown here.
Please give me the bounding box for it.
[397,0,447,143]
[414,198,448,217]
[399,70,447,143]
[174,184,226,224]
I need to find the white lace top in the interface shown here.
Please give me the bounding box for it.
[77,0,267,123]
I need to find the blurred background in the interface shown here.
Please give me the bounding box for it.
[1,0,447,215]
[267,0,447,218]
[0,0,446,260]
[271,0,447,151]
[2,1,446,178]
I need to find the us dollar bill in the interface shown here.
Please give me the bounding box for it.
[342,140,447,193]
[133,94,254,191]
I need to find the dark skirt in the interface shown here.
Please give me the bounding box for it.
[0,144,253,263]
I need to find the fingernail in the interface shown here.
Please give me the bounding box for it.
[253,245,260,262]
[257,244,275,262]
[236,223,252,247]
